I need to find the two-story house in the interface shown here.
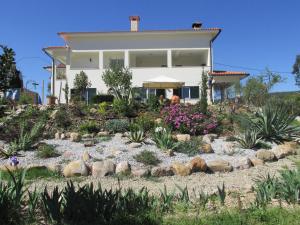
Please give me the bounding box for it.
[43,16,248,104]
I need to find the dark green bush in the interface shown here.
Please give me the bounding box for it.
[105,119,130,133]
[135,114,155,133]
[36,144,60,158]
[79,121,100,134]
[18,92,34,105]
[175,138,202,156]
[134,150,160,166]
[53,108,72,129]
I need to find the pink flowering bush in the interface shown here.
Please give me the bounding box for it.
[161,104,217,135]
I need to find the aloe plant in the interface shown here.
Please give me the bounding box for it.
[236,129,260,149]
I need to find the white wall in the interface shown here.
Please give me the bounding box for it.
[70,52,99,69]
[66,33,213,50]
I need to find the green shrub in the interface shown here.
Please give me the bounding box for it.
[153,127,179,151]
[79,121,100,134]
[91,94,114,104]
[18,92,33,105]
[134,150,160,166]
[105,119,130,133]
[135,113,155,133]
[113,98,135,117]
[36,144,60,159]
[98,102,108,116]
[147,95,160,111]
[236,130,260,149]
[175,138,202,156]
[53,108,72,129]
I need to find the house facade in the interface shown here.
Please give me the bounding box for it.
[43,16,248,104]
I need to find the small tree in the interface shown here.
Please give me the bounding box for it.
[73,71,91,101]
[292,55,300,87]
[199,70,208,113]
[63,82,69,105]
[102,63,132,101]
[0,45,22,94]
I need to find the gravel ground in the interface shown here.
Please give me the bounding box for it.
[0,135,262,168]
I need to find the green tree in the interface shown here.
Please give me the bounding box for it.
[73,71,91,101]
[102,63,132,101]
[292,55,300,87]
[242,68,283,106]
[199,70,208,113]
[63,82,69,105]
[0,45,22,93]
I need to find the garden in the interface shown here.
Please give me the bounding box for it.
[1,57,300,224]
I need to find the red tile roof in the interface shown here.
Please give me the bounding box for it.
[43,46,67,50]
[43,63,66,70]
[209,71,249,76]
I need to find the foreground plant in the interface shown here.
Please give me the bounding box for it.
[134,150,160,166]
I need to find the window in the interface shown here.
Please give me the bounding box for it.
[180,86,200,99]
[190,86,200,99]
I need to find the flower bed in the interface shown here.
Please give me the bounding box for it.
[161,104,218,135]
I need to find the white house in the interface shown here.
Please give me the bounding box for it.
[43,16,248,104]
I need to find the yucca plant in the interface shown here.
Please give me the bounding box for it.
[217,183,226,206]
[196,190,209,209]
[27,188,40,222]
[253,174,278,208]
[276,167,300,205]
[159,185,175,212]
[41,186,63,224]
[153,127,179,151]
[9,120,44,153]
[247,103,300,143]
[236,129,260,149]
[128,125,146,143]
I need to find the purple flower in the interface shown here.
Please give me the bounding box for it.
[10,156,19,166]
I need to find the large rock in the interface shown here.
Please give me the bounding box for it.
[207,160,233,173]
[116,161,131,174]
[188,157,207,172]
[97,131,110,136]
[235,157,252,170]
[82,151,91,161]
[256,150,276,162]
[129,142,142,148]
[202,134,218,144]
[201,143,214,153]
[89,108,97,114]
[131,168,150,177]
[249,157,264,166]
[176,134,191,142]
[55,132,61,140]
[171,162,192,176]
[151,166,174,177]
[92,160,115,177]
[63,160,89,177]
[70,132,81,142]
[271,142,297,159]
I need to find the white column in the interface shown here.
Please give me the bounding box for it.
[99,51,103,69]
[212,84,215,103]
[51,59,56,96]
[167,49,172,68]
[124,50,129,67]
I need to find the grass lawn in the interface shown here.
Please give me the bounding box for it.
[163,207,300,225]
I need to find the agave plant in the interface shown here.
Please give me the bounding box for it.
[217,183,226,206]
[236,129,261,149]
[153,127,179,151]
[128,126,145,143]
[248,103,300,143]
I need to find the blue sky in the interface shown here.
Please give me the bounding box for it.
[1,0,299,98]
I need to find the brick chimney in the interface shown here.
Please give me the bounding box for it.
[192,22,202,30]
[129,16,140,32]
